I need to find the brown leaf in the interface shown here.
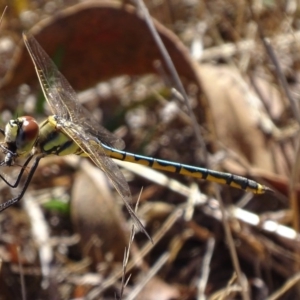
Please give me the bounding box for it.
[1,1,202,93]
[197,64,275,173]
[71,159,129,265]
[134,276,180,300]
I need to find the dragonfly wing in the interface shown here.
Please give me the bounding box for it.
[61,125,148,237]
[74,106,125,149]
[23,33,71,119]
[23,33,124,150]
[24,33,148,236]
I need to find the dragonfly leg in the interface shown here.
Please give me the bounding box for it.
[0,154,44,212]
[0,154,35,188]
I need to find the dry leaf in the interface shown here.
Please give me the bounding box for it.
[1,1,202,93]
[71,160,129,265]
[197,64,275,173]
[134,276,180,300]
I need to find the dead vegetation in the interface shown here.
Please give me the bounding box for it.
[0,0,300,299]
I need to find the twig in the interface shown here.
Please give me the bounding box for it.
[119,227,136,300]
[17,247,27,300]
[0,6,7,27]
[215,186,250,300]
[267,272,300,300]
[134,0,208,163]
[197,237,215,300]
[125,252,170,300]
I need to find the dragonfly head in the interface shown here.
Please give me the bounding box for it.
[4,116,39,157]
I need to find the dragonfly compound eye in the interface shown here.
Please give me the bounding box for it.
[15,116,39,154]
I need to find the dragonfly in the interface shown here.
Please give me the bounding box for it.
[0,33,272,238]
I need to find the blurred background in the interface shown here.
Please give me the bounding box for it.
[0,0,299,299]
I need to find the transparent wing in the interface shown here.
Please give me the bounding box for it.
[60,123,148,236]
[23,32,124,149]
[23,33,148,236]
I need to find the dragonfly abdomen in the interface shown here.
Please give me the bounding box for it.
[103,144,267,194]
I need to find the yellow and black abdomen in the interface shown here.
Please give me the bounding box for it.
[103,144,267,194]
[38,117,85,156]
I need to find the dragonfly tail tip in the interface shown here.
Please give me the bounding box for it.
[263,185,275,194]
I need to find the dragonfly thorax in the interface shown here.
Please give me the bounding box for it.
[4,116,39,157]
[51,115,71,129]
